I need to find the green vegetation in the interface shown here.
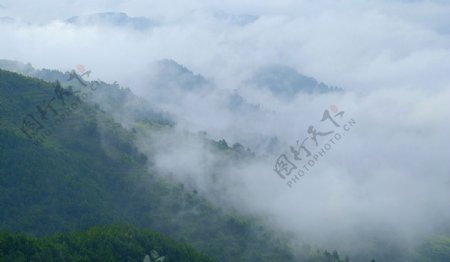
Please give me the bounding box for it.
[0,69,351,261]
[0,224,213,262]
[414,235,450,262]
[1,67,447,261]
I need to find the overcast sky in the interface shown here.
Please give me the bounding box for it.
[1,0,450,91]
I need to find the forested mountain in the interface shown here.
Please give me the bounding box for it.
[0,69,354,261]
[0,66,448,262]
[250,65,342,97]
[0,59,174,127]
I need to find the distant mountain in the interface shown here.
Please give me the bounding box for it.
[250,64,342,97]
[0,59,174,127]
[150,59,210,91]
[227,91,259,112]
[148,61,341,98]
[143,59,212,105]
[0,59,71,82]
[0,17,15,24]
[66,12,157,30]
[214,11,258,26]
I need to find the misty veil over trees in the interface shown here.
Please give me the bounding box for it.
[1,1,450,261]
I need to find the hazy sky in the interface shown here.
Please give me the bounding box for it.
[1,0,450,91]
[1,0,449,259]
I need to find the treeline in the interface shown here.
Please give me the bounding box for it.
[0,224,214,262]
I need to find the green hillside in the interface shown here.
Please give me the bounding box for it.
[0,68,353,261]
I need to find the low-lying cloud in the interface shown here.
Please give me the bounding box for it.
[1,0,449,260]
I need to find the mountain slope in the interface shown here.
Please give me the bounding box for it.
[250,64,342,97]
[0,69,352,262]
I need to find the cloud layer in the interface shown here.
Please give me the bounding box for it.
[1,0,450,260]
